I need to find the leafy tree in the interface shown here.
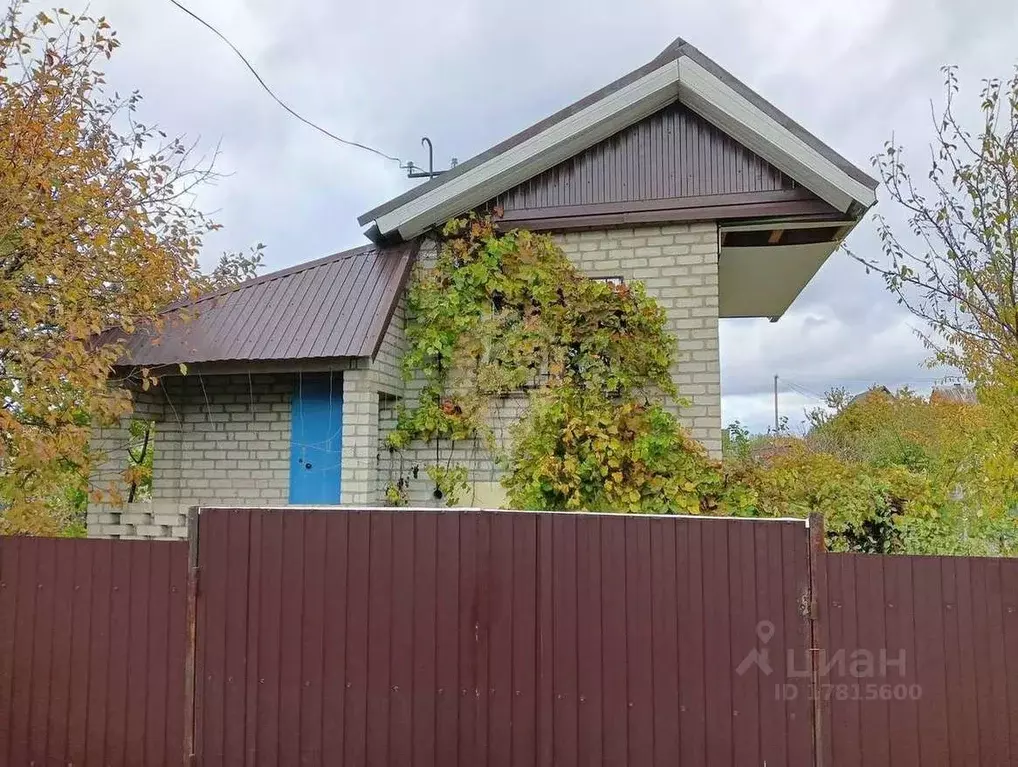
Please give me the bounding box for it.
[853,66,1018,384]
[724,386,1018,555]
[721,420,753,462]
[0,4,261,534]
[851,65,1018,514]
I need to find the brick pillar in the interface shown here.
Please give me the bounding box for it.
[678,223,722,458]
[341,368,379,505]
[87,388,167,501]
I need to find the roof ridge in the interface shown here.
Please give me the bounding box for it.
[649,35,689,66]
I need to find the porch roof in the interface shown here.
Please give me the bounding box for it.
[111,240,417,369]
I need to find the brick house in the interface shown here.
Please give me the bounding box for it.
[87,37,876,538]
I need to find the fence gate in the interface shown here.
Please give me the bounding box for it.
[192,507,816,766]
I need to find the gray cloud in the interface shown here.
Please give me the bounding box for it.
[70,0,1018,432]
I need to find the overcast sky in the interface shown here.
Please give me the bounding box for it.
[65,0,1018,432]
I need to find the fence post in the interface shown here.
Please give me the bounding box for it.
[807,512,828,766]
[183,507,200,767]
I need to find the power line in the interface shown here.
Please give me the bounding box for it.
[167,0,403,164]
[784,381,827,401]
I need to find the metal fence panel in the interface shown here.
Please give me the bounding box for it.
[0,536,189,767]
[818,553,1018,766]
[195,508,813,766]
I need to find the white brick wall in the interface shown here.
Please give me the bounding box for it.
[340,367,380,505]
[373,299,408,396]
[86,501,189,540]
[156,373,294,506]
[377,222,723,506]
[555,223,722,455]
[88,389,165,503]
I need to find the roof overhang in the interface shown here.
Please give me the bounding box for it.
[360,49,877,242]
[719,241,839,319]
[718,220,852,319]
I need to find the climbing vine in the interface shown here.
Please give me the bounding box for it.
[384,213,724,511]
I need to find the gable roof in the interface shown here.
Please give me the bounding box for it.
[359,37,878,242]
[112,241,417,368]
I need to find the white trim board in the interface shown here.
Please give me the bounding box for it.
[367,57,875,240]
[676,58,876,215]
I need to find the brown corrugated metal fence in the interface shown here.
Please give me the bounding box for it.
[6,510,1018,766]
[0,536,189,767]
[193,508,815,766]
[816,552,1018,766]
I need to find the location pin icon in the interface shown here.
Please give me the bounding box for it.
[756,620,776,645]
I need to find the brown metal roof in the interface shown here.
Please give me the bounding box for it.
[114,241,417,367]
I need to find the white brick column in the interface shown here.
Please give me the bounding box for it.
[87,388,170,537]
[341,367,379,505]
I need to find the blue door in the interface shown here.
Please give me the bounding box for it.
[289,372,343,503]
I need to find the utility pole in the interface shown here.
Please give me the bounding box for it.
[773,374,779,434]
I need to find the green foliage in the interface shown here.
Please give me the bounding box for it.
[723,387,1018,555]
[383,479,409,507]
[426,464,469,506]
[0,4,262,534]
[723,438,928,553]
[60,518,88,538]
[126,419,154,502]
[721,420,760,463]
[848,64,1018,549]
[505,385,723,513]
[400,215,676,399]
[387,213,714,511]
[389,210,1018,551]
